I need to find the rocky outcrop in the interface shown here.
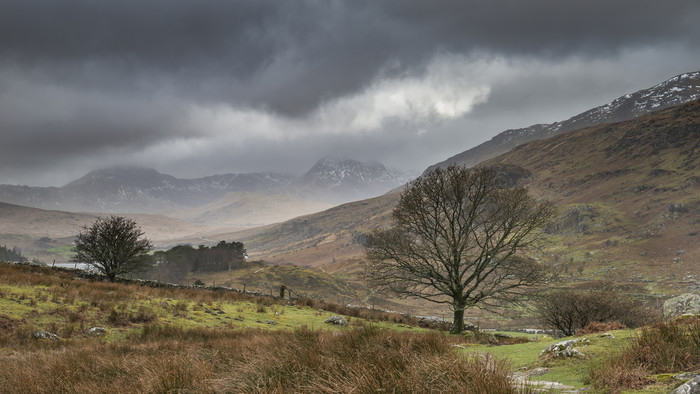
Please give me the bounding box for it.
[324,315,348,326]
[540,338,590,358]
[672,375,700,394]
[663,293,700,321]
[34,330,59,340]
[87,327,107,337]
[545,204,600,235]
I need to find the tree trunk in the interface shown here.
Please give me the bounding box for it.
[451,306,465,334]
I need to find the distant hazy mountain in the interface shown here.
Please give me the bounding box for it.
[290,158,411,204]
[426,71,700,172]
[0,158,408,215]
[0,167,294,213]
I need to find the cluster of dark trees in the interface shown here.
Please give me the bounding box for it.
[154,241,247,272]
[147,241,248,283]
[0,245,25,262]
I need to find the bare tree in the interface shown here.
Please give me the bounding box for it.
[363,165,555,333]
[73,216,153,281]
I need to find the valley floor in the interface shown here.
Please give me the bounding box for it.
[1,263,697,393]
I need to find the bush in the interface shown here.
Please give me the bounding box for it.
[536,287,652,336]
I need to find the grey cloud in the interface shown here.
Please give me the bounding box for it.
[1,0,698,115]
[1,0,700,186]
[0,75,192,171]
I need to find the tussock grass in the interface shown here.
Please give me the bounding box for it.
[588,315,700,392]
[0,263,526,392]
[0,324,521,393]
[0,263,423,330]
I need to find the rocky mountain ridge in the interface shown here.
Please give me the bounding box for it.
[427,71,700,172]
[291,158,412,203]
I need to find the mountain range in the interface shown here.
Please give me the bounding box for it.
[0,158,409,220]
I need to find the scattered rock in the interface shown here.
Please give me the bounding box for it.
[669,203,689,216]
[416,316,452,331]
[526,367,551,377]
[599,332,615,339]
[87,327,107,337]
[663,293,700,321]
[265,320,277,325]
[324,315,348,326]
[541,338,589,358]
[672,375,700,394]
[34,330,59,341]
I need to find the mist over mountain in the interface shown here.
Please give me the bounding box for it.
[0,158,409,215]
[427,71,700,173]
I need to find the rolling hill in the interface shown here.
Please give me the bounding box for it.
[167,191,334,228]
[0,202,211,263]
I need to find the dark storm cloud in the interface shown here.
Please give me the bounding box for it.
[1,0,700,186]
[1,0,698,115]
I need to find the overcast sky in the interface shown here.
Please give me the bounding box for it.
[1,0,699,186]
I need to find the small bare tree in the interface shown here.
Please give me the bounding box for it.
[363,165,555,333]
[73,216,153,281]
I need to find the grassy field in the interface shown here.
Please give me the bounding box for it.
[1,262,697,393]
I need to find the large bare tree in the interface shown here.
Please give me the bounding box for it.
[73,216,153,281]
[363,165,555,333]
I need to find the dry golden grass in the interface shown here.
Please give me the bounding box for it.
[0,323,522,393]
[587,315,700,393]
[0,263,524,392]
[575,321,627,335]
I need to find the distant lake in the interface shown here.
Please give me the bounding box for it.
[53,262,92,271]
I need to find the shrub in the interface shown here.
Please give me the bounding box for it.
[536,287,653,336]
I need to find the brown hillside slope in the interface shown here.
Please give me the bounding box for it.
[242,192,399,267]
[242,100,700,296]
[484,99,700,293]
